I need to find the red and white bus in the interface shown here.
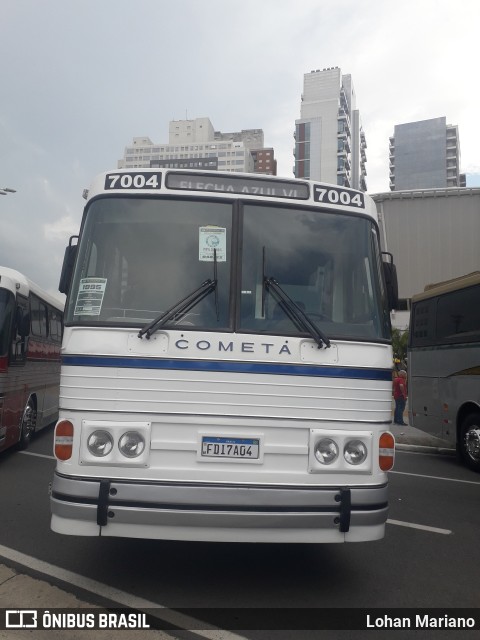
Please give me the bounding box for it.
[0,267,64,453]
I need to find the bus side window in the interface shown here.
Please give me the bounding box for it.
[49,308,63,343]
[11,301,29,363]
[30,295,48,338]
[436,285,480,343]
[0,292,15,359]
[411,298,436,347]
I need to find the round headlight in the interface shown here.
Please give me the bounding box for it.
[314,438,339,465]
[344,439,368,465]
[119,431,146,458]
[87,430,113,457]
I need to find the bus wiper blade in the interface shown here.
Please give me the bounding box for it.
[138,279,217,340]
[264,277,331,349]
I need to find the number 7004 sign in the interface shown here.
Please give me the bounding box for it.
[313,185,365,208]
[104,172,162,190]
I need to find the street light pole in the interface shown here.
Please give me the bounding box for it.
[0,187,16,195]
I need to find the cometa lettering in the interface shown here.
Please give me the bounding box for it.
[175,339,291,355]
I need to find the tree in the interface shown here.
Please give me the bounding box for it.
[392,327,409,367]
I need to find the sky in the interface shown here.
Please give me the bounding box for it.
[1,0,479,296]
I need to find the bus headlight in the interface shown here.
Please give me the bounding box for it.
[118,431,146,458]
[344,439,368,465]
[314,438,339,465]
[87,430,114,457]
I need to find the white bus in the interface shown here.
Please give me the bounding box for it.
[51,169,398,543]
[0,267,64,453]
[408,272,480,472]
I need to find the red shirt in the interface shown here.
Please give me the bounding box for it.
[393,376,407,400]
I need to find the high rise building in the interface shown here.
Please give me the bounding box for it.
[118,118,276,175]
[389,117,466,190]
[250,148,277,175]
[294,68,367,191]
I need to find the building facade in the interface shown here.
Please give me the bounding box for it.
[373,188,480,329]
[389,117,466,191]
[250,148,277,175]
[118,118,276,175]
[294,68,367,191]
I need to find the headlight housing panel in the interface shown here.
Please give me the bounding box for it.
[80,421,151,466]
[309,429,373,473]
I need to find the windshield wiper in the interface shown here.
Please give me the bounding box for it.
[264,276,331,349]
[138,249,219,340]
[138,278,216,339]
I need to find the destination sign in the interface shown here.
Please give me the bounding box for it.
[166,172,310,200]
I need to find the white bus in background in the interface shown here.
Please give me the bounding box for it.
[408,272,480,472]
[0,267,64,453]
[51,169,398,543]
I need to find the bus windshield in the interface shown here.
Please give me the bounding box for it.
[67,197,232,329]
[66,196,389,341]
[239,204,389,340]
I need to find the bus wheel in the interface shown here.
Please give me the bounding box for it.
[18,399,37,450]
[460,413,480,472]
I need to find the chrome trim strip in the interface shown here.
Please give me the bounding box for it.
[51,473,389,532]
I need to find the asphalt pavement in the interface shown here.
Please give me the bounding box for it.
[0,410,456,639]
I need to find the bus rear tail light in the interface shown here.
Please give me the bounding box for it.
[379,432,395,471]
[54,420,74,461]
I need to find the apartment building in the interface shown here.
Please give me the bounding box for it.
[389,117,466,190]
[118,118,276,175]
[294,68,367,191]
[250,148,277,175]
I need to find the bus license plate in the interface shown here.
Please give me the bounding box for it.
[201,436,260,460]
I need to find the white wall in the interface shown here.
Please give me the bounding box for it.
[374,188,480,299]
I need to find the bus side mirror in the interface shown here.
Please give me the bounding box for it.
[59,235,79,294]
[382,252,399,311]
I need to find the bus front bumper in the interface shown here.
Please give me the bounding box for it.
[50,472,389,543]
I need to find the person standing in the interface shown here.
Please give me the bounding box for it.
[393,370,408,425]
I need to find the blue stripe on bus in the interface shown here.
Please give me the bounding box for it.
[61,355,392,381]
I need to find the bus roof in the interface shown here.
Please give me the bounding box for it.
[84,168,378,221]
[412,271,480,302]
[0,266,65,311]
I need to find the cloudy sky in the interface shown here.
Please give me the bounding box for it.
[1,0,479,296]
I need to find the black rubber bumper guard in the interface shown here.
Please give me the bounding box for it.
[96,480,353,532]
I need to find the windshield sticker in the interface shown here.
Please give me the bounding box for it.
[199,226,227,262]
[74,278,107,316]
